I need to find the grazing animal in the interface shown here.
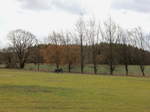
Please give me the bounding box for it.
[54,68,63,73]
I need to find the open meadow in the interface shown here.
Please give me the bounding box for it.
[0,69,150,112]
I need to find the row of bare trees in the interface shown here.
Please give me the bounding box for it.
[41,17,150,76]
[0,17,150,76]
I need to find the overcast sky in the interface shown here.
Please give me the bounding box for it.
[1,0,150,48]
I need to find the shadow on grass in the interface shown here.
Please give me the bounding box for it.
[0,85,79,97]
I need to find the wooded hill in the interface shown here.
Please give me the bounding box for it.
[1,42,150,76]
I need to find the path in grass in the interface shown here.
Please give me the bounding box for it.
[0,69,150,112]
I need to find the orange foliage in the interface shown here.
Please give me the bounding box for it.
[41,44,80,66]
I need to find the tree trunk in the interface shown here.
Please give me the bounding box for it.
[93,48,97,74]
[109,39,114,75]
[56,64,59,69]
[110,63,113,75]
[93,63,97,74]
[140,65,145,76]
[68,63,71,73]
[80,34,84,74]
[110,49,114,75]
[37,63,40,71]
[20,62,25,69]
[125,64,128,76]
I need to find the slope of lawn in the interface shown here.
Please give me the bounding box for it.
[0,69,150,112]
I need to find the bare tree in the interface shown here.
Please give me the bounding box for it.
[63,32,80,72]
[76,17,86,74]
[48,31,64,70]
[29,40,43,71]
[118,27,130,76]
[8,29,37,69]
[86,18,100,74]
[100,18,119,75]
[132,27,146,76]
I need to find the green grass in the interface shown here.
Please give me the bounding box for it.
[0,69,150,112]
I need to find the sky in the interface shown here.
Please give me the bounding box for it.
[1,0,150,48]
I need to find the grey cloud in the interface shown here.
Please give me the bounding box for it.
[52,0,86,15]
[17,0,51,10]
[17,0,86,15]
[112,0,150,13]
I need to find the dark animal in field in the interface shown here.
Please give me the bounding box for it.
[54,68,63,73]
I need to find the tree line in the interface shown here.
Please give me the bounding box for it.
[0,17,150,76]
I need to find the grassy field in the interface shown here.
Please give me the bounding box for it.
[25,64,150,76]
[0,69,150,112]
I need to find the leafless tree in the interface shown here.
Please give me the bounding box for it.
[8,29,37,69]
[61,32,79,72]
[100,18,119,75]
[30,40,43,71]
[75,17,86,74]
[86,18,101,74]
[132,27,146,76]
[118,27,130,76]
[48,31,64,69]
